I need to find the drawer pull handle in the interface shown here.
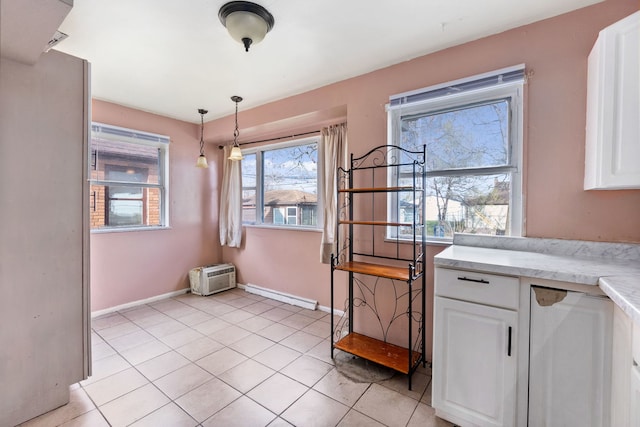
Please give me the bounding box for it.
[507,326,512,357]
[457,276,489,284]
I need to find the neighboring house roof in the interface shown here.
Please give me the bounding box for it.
[93,137,158,161]
[244,190,317,206]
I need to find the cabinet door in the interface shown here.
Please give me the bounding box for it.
[585,11,640,189]
[611,304,633,427]
[528,288,613,427]
[631,363,640,427]
[433,297,518,427]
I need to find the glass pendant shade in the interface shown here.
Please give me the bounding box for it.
[196,154,208,168]
[228,146,243,161]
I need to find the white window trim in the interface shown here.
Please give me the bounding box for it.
[387,68,524,242]
[242,136,323,229]
[90,122,170,232]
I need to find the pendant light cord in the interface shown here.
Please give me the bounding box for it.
[200,112,206,155]
[233,100,240,147]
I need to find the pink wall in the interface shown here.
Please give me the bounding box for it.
[207,0,639,357]
[90,1,639,360]
[90,100,221,311]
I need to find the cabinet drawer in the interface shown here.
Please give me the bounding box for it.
[435,267,519,310]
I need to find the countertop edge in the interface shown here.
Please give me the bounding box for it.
[433,257,601,285]
[435,244,640,324]
[599,276,640,325]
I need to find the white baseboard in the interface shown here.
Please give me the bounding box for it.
[92,285,345,318]
[239,283,343,315]
[91,288,190,318]
[317,304,344,316]
[244,283,318,311]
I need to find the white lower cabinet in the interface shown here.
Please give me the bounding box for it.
[611,304,633,427]
[433,297,518,427]
[528,287,613,426]
[433,268,616,427]
[433,268,519,427]
[631,364,640,426]
[630,319,640,427]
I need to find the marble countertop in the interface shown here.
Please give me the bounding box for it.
[434,235,640,323]
[599,276,640,323]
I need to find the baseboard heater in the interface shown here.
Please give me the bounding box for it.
[244,283,318,310]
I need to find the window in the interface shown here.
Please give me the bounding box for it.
[388,66,524,242]
[241,137,320,228]
[89,123,169,231]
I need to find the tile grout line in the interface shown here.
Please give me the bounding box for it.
[84,290,434,427]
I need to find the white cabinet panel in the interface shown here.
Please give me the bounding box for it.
[585,11,640,189]
[631,363,640,427]
[612,304,633,427]
[435,268,519,310]
[433,297,518,427]
[0,51,91,426]
[528,287,613,426]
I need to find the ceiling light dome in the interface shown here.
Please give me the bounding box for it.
[219,1,275,52]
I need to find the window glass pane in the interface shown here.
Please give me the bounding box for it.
[241,153,256,187]
[402,100,510,171]
[92,138,160,184]
[106,166,148,184]
[242,153,257,223]
[271,207,285,225]
[262,143,318,227]
[242,189,257,223]
[301,205,316,226]
[90,184,162,230]
[390,74,522,241]
[109,185,143,199]
[109,199,143,227]
[426,173,511,238]
[89,124,167,231]
[286,207,297,225]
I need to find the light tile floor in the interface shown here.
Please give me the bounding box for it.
[18,289,454,427]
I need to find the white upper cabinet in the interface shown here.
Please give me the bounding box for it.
[584,11,640,190]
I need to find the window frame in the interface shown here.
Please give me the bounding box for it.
[387,69,524,243]
[241,136,323,231]
[89,122,170,232]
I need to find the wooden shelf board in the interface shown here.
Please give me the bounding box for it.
[339,186,414,193]
[335,261,410,281]
[338,220,413,227]
[334,333,422,374]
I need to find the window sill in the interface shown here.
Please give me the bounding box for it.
[243,224,322,233]
[90,226,170,234]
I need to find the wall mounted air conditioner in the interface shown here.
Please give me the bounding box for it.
[190,264,236,296]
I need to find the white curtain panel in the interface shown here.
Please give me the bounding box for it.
[319,123,347,264]
[219,145,243,247]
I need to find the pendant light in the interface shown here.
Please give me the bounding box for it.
[229,96,243,161]
[196,108,209,168]
[218,1,275,52]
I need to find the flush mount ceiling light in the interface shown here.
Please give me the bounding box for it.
[218,1,274,52]
[228,96,243,161]
[196,108,209,168]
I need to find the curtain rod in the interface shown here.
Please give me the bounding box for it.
[218,129,321,149]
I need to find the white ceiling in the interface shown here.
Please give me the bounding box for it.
[54,0,601,123]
